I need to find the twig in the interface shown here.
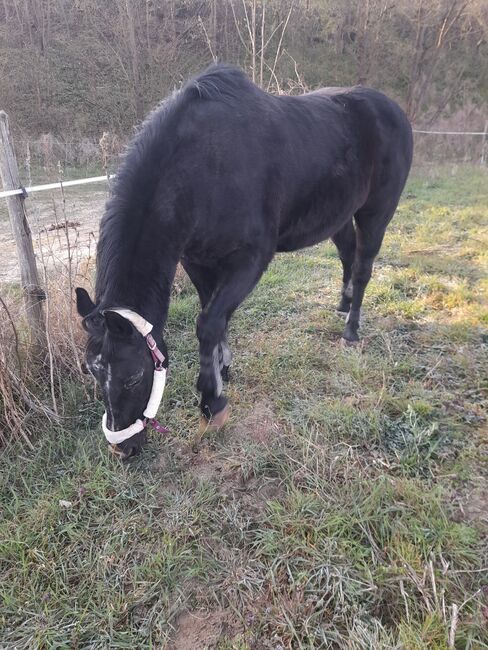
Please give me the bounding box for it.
[399,580,410,622]
[428,558,439,611]
[267,2,294,91]
[0,372,34,450]
[58,170,85,380]
[423,353,443,381]
[198,16,217,63]
[0,293,22,373]
[229,0,252,55]
[7,366,59,420]
[448,603,458,648]
[263,60,281,93]
[283,49,308,93]
[36,226,59,417]
[241,0,255,80]
[260,0,265,86]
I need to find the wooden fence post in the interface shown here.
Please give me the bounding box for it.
[0,111,46,354]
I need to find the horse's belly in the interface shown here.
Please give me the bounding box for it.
[276,229,331,252]
[276,210,349,252]
[275,172,367,252]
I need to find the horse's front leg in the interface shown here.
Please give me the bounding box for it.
[195,247,270,432]
[219,332,232,383]
[196,313,230,432]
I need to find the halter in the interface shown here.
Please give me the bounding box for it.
[101,308,169,445]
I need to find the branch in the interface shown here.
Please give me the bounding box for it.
[267,1,294,91]
[0,293,22,373]
[198,15,217,62]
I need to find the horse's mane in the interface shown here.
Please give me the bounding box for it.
[188,64,257,102]
[95,64,256,305]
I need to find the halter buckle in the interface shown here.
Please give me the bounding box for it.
[146,334,157,350]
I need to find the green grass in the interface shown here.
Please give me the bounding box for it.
[1,164,487,648]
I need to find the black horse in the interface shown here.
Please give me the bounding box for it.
[76,64,413,458]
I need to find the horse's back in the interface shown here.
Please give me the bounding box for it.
[169,66,411,193]
[182,71,412,201]
[303,84,412,173]
[140,66,413,255]
[318,85,413,216]
[269,85,412,249]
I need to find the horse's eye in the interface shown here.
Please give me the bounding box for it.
[124,372,143,389]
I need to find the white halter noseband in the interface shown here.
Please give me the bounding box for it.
[101,309,167,445]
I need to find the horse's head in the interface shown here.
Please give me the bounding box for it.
[76,288,168,459]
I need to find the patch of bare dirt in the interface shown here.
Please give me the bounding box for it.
[231,400,280,445]
[460,485,488,526]
[170,608,240,650]
[154,400,281,479]
[187,443,226,482]
[452,425,488,534]
[0,189,106,283]
[151,400,286,517]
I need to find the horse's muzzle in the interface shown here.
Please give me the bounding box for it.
[109,443,135,460]
[108,429,147,460]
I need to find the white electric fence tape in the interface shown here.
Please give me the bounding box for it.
[0,174,115,199]
[412,130,486,135]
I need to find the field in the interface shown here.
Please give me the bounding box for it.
[0,166,487,649]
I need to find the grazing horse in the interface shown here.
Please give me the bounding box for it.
[76,64,413,459]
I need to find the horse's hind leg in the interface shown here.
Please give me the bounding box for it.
[342,208,393,344]
[332,220,356,314]
[195,247,270,431]
[182,260,232,383]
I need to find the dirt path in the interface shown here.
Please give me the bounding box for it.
[0,187,107,283]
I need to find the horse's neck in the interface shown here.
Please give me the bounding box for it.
[97,251,179,332]
[96,185,187,330]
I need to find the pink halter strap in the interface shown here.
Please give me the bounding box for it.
[144,333,168,434]
[145,418,170,434]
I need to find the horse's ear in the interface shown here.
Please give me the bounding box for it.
[76,287,96,317]
[104,311,135,339]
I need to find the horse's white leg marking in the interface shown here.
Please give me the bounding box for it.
[88,353,103,374]
[105,363,115,429]
[212,345,223,396]
[344,280,353,299]
[346,309,361,325]
[220,340,232,368]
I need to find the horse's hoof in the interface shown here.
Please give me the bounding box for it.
[199,403,230,434]
[336,309,349,318]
